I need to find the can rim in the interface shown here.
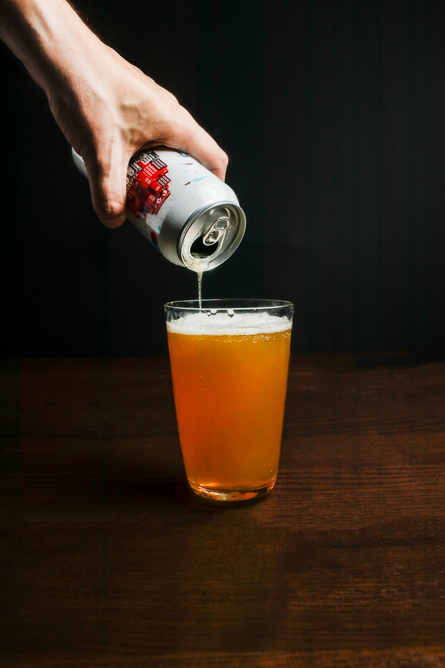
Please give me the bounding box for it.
[178,202,246,271]
[164,298,293,311]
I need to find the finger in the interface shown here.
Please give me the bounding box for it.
[84,144,129,228]
[164,120,229,182]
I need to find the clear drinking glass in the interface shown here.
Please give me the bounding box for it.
[165,299,293,502]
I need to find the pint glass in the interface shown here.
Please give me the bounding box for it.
[165,299,293,502]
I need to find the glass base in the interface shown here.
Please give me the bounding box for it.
[188,479,276,503]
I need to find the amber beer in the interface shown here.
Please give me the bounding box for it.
[165,300,293,502]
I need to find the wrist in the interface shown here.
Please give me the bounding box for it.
[0,0,105,97]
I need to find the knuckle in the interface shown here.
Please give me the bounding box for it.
[95,199,125,227]
[165,90,179,105]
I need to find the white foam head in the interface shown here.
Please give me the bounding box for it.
[166,310,292,335]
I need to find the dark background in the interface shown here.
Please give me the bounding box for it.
[1,0,444,357]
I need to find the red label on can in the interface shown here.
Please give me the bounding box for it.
[126,151,171,218]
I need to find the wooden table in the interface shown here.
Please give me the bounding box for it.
[1,354,445,667]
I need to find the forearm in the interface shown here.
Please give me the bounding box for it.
[0,0,104,97]
[0,0,228,226]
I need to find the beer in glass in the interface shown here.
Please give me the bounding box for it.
[165,299,293,502]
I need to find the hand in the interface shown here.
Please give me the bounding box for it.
[0,0,228,227]
[50,44,229,228]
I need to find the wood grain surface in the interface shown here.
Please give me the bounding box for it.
[1,354,445,667]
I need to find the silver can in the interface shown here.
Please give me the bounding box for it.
[72,147,246,272]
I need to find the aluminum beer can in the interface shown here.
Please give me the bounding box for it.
[72,147,246,271]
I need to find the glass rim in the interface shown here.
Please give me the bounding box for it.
[164,298,293,312]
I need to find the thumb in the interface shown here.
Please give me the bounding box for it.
[84,147,128,228]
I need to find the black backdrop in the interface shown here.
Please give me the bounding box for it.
[1,0,444,357]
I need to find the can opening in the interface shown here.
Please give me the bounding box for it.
[179,203,246,271]
[190,236,218,259]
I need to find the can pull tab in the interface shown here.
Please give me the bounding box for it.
[203,217,230,246]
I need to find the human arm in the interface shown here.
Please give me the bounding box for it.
[0,0,228,227]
